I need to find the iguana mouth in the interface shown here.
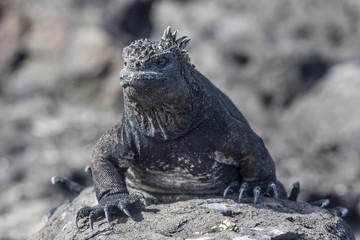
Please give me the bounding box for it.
[120,69,163,88]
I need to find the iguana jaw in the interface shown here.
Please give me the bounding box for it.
[120,68,164,89]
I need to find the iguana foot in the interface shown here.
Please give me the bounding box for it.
[43,174,88,225]
[75,192,147,229]
[310,200,348,217]
[223,180,279,204]
[52,166,92,193]
[310,198,348,217]
[288,181,329,207]
[287,181,348,217]
[310,199,348,217]
[51,176,86,193]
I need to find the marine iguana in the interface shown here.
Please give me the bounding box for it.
[70,27,340,229]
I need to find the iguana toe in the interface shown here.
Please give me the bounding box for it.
[76,206,93,229]
[311,199,330,208]
[288,181,300,201]
[333,206,348,217]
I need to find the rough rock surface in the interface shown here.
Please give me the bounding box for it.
[32,188,354,240]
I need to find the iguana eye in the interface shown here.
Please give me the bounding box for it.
[155,57,168,68]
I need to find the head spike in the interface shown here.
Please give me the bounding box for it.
[179,38,191,50]
[171,30,178,42]
[176,36,187,45]
[166,26,171,34]
[161,28,167,40]
[162,26,172,40]
[124,26,192,69]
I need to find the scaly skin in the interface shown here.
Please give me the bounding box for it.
[75,26,287,229]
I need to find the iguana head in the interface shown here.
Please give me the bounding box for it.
[120,26,192,106]
[120,26,210,140]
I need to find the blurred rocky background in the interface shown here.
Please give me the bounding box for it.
[0,0,359,239]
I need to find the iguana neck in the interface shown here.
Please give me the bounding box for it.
[123,74,212,140]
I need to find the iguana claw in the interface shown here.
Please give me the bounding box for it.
[223,181,240,198]
[75,192,146,229]
[223,181,279,203]
[253,186,261,204]
[238,182,249,202]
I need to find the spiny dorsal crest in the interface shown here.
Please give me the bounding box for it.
[123,26,191,68]
[161,26,191,50]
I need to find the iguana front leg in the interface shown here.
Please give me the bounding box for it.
[75,123,146,229]
[220,122,286,203]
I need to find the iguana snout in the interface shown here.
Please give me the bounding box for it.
[120,69,163,89]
